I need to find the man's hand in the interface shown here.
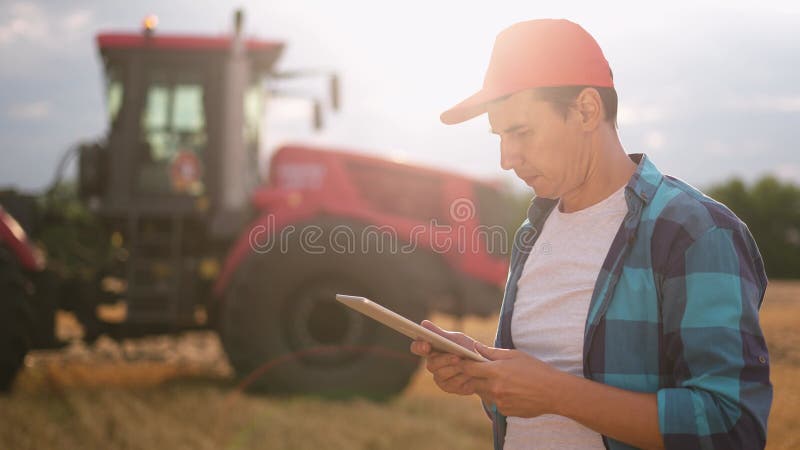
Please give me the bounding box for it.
[461,342,564,418]
[409,320,479,396]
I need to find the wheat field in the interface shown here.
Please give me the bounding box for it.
[0,281,797,450]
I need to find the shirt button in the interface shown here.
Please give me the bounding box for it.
[758,355,767,364]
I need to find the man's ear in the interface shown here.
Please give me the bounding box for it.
[575,87,603,131]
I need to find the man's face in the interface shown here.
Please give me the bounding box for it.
[487,89,590,199]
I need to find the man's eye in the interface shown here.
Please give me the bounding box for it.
[515,130,532,138]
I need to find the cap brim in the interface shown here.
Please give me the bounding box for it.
[440,89,498,125]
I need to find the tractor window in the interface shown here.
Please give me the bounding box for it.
[107,81,123,125]
[173,85,205,131]
[242,84,263,191]
[243,85,262,148]
[104,66,124,128]
[143,86,170,161]
[138,79,207,196]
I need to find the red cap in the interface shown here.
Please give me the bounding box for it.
[441,19,613,125]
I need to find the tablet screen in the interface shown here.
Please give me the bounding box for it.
[335,294,488,362]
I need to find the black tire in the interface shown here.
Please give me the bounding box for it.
[219,220,439,399]
[0,247,34,393]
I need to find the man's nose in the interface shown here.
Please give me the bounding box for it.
[500,140,523,171]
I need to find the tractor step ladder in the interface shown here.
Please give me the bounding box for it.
[125,211,196,326]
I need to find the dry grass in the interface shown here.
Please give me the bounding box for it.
[0,282,797,449]
[759,281,800,450]
[0,381,493,450]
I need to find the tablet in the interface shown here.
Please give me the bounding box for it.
[335,294,488,362]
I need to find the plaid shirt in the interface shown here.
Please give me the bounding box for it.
[488,153,771,450]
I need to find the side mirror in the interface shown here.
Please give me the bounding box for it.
[313,101,324,131]
[330,74,340,111]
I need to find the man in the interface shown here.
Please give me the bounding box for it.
[410,19,771,450]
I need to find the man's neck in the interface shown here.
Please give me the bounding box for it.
[558,134,636,214]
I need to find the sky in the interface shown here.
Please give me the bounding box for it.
[1,0,799,193]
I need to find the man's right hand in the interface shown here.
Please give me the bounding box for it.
[409,320,479,396]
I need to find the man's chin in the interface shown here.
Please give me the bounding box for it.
[522,175,541,188]
[523,176,554,196]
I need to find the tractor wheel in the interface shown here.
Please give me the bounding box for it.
[219,223,432,399]
[0,247,34,392]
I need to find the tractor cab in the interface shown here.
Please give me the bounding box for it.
[75,12,337,328]
[83,13,285,238]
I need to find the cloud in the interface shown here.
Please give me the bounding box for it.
[724,95,800,113]
[701,138,764,157]
[774,163,800,183]
[644,130,666,151]
[617,104,667,125]
[0,2,47,46]
[7,100,51,120]
[703,139,728,155]
[61,10,93,34]
[0,3,94,48]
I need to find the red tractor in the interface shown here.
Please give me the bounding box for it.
[0,11,517,396]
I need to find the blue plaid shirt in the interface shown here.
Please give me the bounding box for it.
[488,153,771,450]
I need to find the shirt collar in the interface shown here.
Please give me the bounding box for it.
[624,153,662,206]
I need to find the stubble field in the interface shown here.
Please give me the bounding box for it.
[1,281,797,450]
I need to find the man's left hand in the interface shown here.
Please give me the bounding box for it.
[461,342,566,418]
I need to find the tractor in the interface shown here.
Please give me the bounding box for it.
[0,11,517,397]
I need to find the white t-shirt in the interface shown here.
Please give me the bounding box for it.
[505,184,628,450]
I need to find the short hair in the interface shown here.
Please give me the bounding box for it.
[533,82,618,128]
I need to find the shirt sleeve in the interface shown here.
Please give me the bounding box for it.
[657,225,772,450]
